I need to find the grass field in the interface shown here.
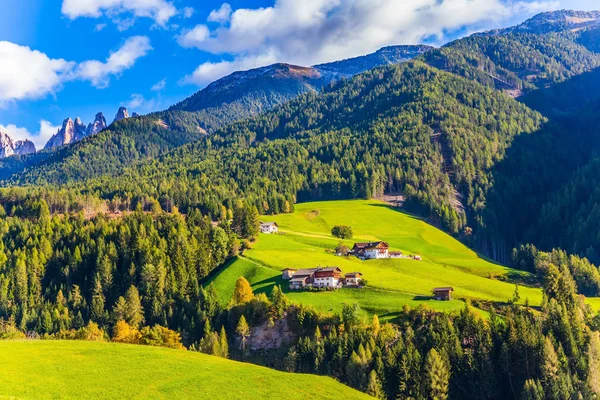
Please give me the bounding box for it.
[0,341,371,399]
[207,199,584,317]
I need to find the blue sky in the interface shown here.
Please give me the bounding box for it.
[0,0,596,148]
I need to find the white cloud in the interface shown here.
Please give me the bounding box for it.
[179,0,561,86]
[182,51,278,86]
[0,120,61,149]
[95,23,108,31]
[183,7,195,18]
[0,37,151,104]
[123,93,164,113]
[75,36,153,88]
[207,3,232,23]
[0,42,74,105]
[125,93,146,109]
[178,25,211,48]
[151,78,167,91]
[61,0,178,28]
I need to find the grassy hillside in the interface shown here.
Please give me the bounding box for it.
[208,200,550,318]
[0,341,371,400]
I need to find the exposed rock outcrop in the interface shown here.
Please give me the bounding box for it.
[86,112,107,136]
[44,108,130,150]
[14,140,36,155]
[0,128,37,158]
[246,317,296,352]
[114,107,129,123]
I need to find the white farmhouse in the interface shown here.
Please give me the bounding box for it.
[344,272,363,286]
[260,221,279,234]
[352,241,390,259]
[313,267,343,288]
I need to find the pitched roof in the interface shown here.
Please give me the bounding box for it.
[353,241,389,250]
[320,267,341,272]
[345,272,362,276]
[293,268,318,276]
[282,268,297,272]
[433,287,454,292]
[260,221,279,227]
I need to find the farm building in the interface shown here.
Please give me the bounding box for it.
[289,269,318,290]
[285,267,349,290]
[433,287,454,301]
[352,241,390,259]
[345,272,363,286]
[260,221,279,234]
[389,251,403,258]
[281,268,297,280]
[313,267,343,288]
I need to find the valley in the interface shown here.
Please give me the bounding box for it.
[3,7,600,400]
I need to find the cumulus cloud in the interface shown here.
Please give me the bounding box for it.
[75,36,153,88]
[0,120,61,149]
[180,0,561,85]
[61,0,178,28]
[0,37,151,104]
[0,42,74,105]
[207,3,232,23]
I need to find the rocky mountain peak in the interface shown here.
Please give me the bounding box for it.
[45,107,131,150]
[14,139,36,156]
[0,128,36,158]
[482,10,600,36]
[86,112,107,137]
[0,127,15,158]
[114,107,129,123]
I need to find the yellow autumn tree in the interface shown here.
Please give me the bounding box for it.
[232,276,254,304]
[112,320,141,343]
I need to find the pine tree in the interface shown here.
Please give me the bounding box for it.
[125,286,143,328]
[219,326,229,358]
[367,370,385,399]
[520,379,544,400]
[112,296,128,322]
[424,348,449,400]
[372,314,380,337]
[236,315,250,353]
[588,332,600,396]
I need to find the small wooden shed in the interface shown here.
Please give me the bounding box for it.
[433,287,454,301]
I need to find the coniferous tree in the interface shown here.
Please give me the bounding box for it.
[424,348,449,400]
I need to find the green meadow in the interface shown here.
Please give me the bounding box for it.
[0,341,371,400]
[207,199,600,317]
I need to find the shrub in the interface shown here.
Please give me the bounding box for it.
[138,325,185,350]
[331,225,353,239]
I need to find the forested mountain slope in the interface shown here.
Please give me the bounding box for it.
[68,61,544,231]
[474,68,600,263]
[0,46,428,185]
[0,111,207,183]
[3,10,600,264]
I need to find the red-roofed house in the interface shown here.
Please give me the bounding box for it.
[352,241,389,259]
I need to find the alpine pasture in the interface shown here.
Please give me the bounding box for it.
[207,200,561,317]
[0,341,371,399]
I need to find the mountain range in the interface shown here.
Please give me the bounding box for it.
[2,9,600,265]
[0,107,138,157]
